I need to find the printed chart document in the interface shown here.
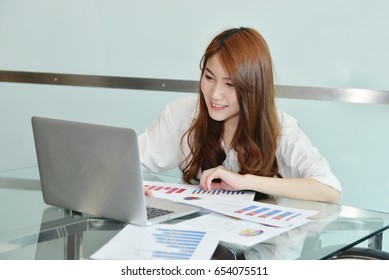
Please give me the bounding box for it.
[179,196,317,228]
[90,223,219,260]
[178,212,309,248]
[144,181,316,228]
[144,180,255,201]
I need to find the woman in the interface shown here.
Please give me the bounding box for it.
[139,27,341,204]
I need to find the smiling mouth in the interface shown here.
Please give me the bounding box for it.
[210,102,227,110]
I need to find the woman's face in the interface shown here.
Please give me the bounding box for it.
[200,54,240,129]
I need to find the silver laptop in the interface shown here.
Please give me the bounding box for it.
[31,116,200,226]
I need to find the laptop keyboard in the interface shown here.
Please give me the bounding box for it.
[146,206,174,219]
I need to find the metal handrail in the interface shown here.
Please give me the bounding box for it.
[1,70,388,104]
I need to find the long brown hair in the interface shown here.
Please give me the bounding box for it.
[181,27,281,182]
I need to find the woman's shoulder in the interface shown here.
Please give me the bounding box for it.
[276,109,299,131]
[161,95,198,130]
[166,95,198,110]
[164,95,198,118]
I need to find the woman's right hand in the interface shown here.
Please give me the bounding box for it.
[144,187,153,197]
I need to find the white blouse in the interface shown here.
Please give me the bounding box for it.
[139,96,342,192]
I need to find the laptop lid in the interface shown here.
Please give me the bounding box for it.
[31,116,199,226]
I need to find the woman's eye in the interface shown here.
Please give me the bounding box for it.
[226,82,235,88]
[204,74,213,81]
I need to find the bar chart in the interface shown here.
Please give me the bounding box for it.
[233,204,305,225]
[151,228,206,260]
[192,189,246,195]
[145,184,187,195]
[143,181,255,200]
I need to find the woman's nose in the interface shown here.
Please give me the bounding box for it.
[210,83,224,100]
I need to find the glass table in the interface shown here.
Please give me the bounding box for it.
[1,168,389,260]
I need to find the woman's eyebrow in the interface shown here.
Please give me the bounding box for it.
[204,67,214,76]
[205,67,231,81]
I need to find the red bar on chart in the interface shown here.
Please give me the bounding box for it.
[176,188,186,193]
[167,187,179,194]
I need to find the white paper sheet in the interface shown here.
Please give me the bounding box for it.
[178,212,309,248]
[144,181,316,227]
[178,196,317,227]
[90,223,220,260]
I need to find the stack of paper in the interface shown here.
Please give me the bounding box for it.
[91,181,318,260]
[146,181,316,228]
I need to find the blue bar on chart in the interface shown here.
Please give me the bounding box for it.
[245,207,270,216]
[259,209,282,218]
[285,213,302,221]
[273,211,293,220]
[151,228,206,260]
[234,205,258,214]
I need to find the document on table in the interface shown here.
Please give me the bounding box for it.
[144,181,316,228]
[179,196,317,228]
[90,223,220,260]
[178,212,310,248]
[144,180,256,201]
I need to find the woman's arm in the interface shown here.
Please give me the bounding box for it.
[199,166,340,204]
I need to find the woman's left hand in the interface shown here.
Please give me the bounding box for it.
[199,166,243,191]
